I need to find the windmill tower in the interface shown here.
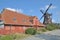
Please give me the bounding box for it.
[40,4,52,25]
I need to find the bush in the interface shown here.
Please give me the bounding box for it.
[25,28,36,35]
[46,24,57,31]
[46,25,53,31]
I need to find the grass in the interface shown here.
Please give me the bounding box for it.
[0,33,31,40]
[0,35,13,40]
[36,23,60,34]
[37,28,47,34]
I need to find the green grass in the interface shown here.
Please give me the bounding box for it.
[0,35,13,40]
[37,23,60,34]
[0,33,31,40]
[46,23,59,31]
[36,28,47,34]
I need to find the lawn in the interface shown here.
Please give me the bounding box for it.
[0,33,31,40]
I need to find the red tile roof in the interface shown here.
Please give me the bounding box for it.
[1,9,45,27]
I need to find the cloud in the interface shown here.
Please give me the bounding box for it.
[40,5,56,10]
[6,8,23,13]
[52,19,56,23]
[16,9,23,13]
[45,5,56,9]
[6,8,16,11]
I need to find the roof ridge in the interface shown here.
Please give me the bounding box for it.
[1,8,31,17]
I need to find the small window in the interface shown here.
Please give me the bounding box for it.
[29,20,33,24]
[0,20,3,22]
[36,18,38,19]
[0,20,4,29]
[0,24,4,29]
[13,18,16,21]
[29,20,33,22]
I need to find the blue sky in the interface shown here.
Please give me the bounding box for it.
[0,0,60,23]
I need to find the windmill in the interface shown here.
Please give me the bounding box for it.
[40,4,52,25]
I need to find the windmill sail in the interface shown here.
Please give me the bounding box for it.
[40,3,52,25]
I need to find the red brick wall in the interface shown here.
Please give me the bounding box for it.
[0,25,34,35]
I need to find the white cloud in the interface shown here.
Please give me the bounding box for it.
[45,5,56,9]
[6,8,16,11]
[52,19,56,23]
[6,8,23,13]
[16,9,23,13]
[40,5,56,10]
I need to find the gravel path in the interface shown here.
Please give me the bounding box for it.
[44,29,60,36]
[21,29,60,40]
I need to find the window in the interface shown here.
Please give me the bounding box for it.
[0,24,4,28]
[29,20,33,24]
[0,20,3,22]
[0,20,4,29]
[13,18,16,21]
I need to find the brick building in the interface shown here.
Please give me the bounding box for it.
[0,8,45,34]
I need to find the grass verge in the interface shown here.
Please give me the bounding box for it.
[0,33,31,40]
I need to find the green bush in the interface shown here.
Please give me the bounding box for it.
[46,25,53,31]
[25,28,36,35]
[46,24,57,31]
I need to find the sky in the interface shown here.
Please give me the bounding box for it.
[0,0,60,23]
